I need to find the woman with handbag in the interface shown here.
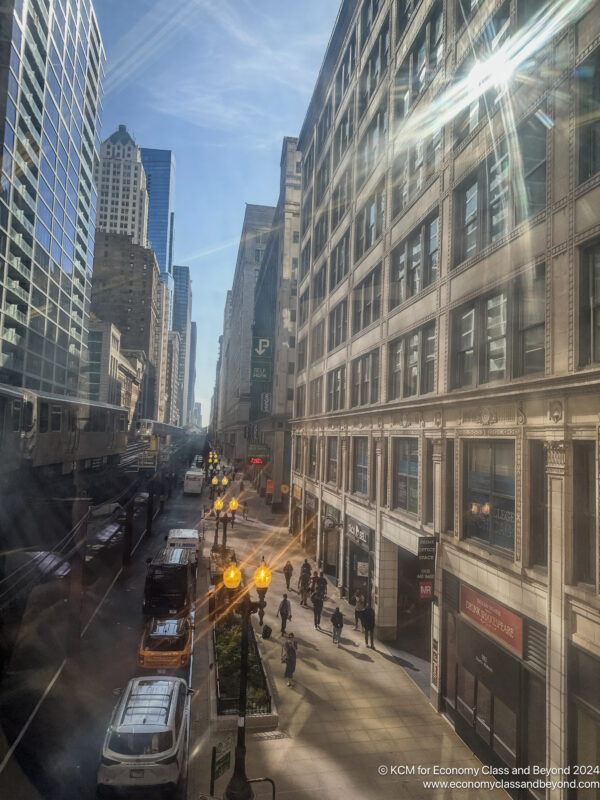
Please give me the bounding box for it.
[281,633,298,687]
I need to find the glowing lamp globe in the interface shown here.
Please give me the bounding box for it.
[223,564,242,589]
[212,477,218,485]
[254,561,271,590]
[229,498,238,511]
[222,477,229,486]
[214,498,224,511]
[482,502,491,516]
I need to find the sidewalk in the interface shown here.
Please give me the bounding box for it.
[206,484,509,800]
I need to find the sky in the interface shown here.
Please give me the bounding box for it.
[93,0,341,425]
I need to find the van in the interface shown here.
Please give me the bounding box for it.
[97,676,190,798]
[166,529,201,562]
[183,469,204,495]
[143,547,195,618]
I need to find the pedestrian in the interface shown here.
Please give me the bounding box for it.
[316,571,327,597]
[242,502,248,520]
[240,480,245,492]
[276,593,292,636]
[310,569,319,592]
[353,589,366,630]
[283,560,293,591]
[363,603,375,649]
[311,589,324,630]
[282,633,298,687]
[298,572,310,607]
[331,607,343,646]
[300,559,311,582]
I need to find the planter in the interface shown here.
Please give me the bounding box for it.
[213,616,271,716]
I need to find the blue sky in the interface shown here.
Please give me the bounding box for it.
[93,0,340,423]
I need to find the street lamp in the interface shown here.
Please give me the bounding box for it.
[229,497,238,528]
[222,477,229,487]
[222,559,272,800]
[213,497,224,550]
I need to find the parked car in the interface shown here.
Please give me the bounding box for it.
[138,617,193,670]
[97,676,191,798]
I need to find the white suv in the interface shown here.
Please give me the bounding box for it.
[97,676,190,798]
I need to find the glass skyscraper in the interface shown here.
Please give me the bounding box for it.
[140,147,175,298]
[0,0,104,395]
[172,263,191,424]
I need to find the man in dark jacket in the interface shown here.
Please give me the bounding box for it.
[362,604,375,648]
[299,558,311,582]
[277,593,292,636]
[316,571,327,597]
[311,589,324,630]
[331,607,343,645]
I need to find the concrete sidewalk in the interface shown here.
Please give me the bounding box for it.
[205,484,508,800]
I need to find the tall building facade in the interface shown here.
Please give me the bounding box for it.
[94,125,149,247]
[251,137,302,508]
[88,320,141,423]
[218,204,275,464]
[91,232,165,419]
[165,330,180,426]
[0,0,104,394]
[187,319,196,426]
[140,147,175,299]
[172,263,191,424]
[290,0,600,789]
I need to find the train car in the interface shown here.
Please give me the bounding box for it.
[0,383,128,475]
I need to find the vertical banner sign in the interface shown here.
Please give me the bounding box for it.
[266,479,274,494]
[251,337,273,382]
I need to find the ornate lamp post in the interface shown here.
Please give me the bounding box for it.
[213,497,224,550]
[222,559,271,800]
[229,497,238,529]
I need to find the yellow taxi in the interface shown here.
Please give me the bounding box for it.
[138,616,193,670]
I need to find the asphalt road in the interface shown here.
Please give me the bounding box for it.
[0,485,207,800]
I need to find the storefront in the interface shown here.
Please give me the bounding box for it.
[344,516,374,602]
[320,503,340,579]
[568,644,600,799]
[303,492,318,557]
[395,538,436,663]
[441,573,546,799]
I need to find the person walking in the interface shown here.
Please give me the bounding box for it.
[316,571,327,597]
[310,569,319,593]
[311,589,324,630]
[283,561,293,591]
[242,502,248,520]
[353,590,366,630]
[276,593,292,636]
[282,633,298,687]
[363,604,375,649]
[298,572,310,607]
[331,607,344,646]
[299,559,311,585]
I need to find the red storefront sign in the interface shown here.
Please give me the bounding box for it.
[419,581,433,600]
[266,480,274,494]
[460,585,523,657]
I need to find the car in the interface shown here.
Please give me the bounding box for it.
[138,617,193,670]
[97,676,190,798]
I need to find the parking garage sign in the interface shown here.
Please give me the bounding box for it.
[251,337,272,382]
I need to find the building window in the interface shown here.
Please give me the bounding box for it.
[303,144,314,187]
[353,437,369,495]
[352,264,382,334]
[298,288,310,328]
[395,2,443,119]
[327,436,338,483]
[361,0,382,47]
[313,211,329,260]
[392,437,418,514]
[579,47,600,183]
[317,98,333,155]
[312,263,327,310]
[455,112,547,265]
[329,228,350,291]
[358,103,388,188]
[355,180,385,261]
[529,440,547,568]
[326,365,346,411]
[388,321,435,400]
[301,189,313,238]
[308,436,318,477]
[309,376,323,415]
[579,243,600,366]
[300,240,311,281]
[294,435,302,471]
[315,149,331,206]
[463,439,515,552]
[297,337,307,371]
[328,299,347,351]
[359,15,390,117]
[295,384,305,418]
[311,320,325,362]
[333,102,354,169]
[331,166,352,232]
[390,214,438,308]
[452,266,545,387]
[293,230,300,243]
[573,441,596,585]
[335,30,356,111]
[350,349,379,407]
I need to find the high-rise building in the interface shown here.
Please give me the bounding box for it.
[0,0,104,394]
[172,264,191,424]
[91,232,165,419]
[88,320,141,424]
[251,137,301,509]
[217,204,275,463]
[140,148,175,299]
[289,0,600,781]
[193,402,202,428]
[94,125,149,247]
[186,320,196,426]
[165,330,180,426]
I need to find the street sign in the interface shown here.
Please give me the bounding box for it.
[251,337,273,384]
[248,443,269,457]
[254,337,271,357]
